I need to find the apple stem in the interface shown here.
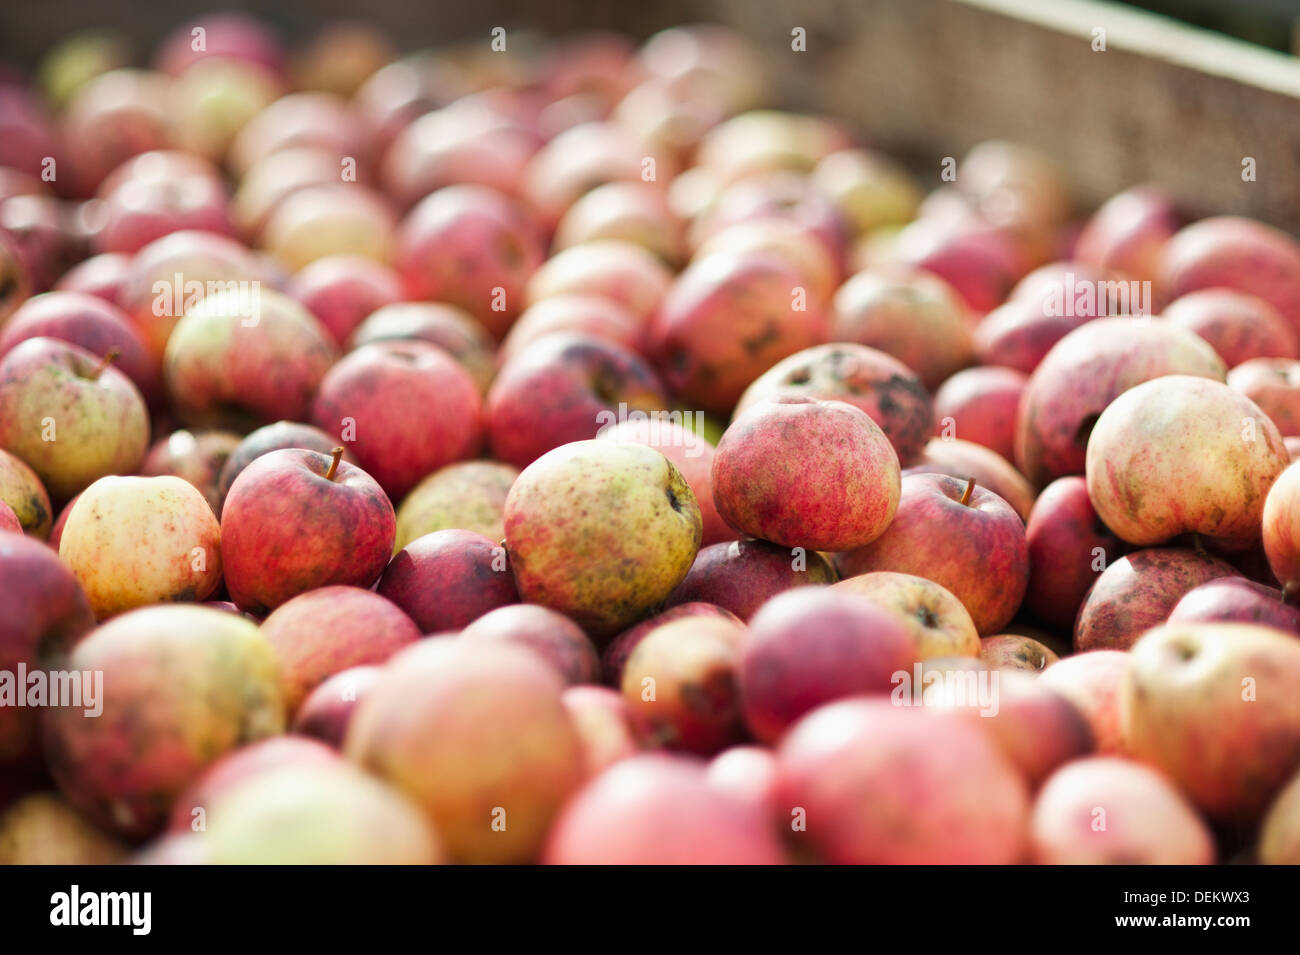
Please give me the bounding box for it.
[90,347,121,380]
[959,476,976,507]
[325,447,344,482]
[1191,534,1208,558]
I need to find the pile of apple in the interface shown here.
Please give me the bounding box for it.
[4,13,1300,866]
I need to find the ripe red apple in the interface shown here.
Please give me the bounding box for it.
[1125,621,1300,820]
[693,218,839,304]
[1075,185,1177,283]
[1031,757,1214,864]
[905,437,1035,521]
[932,366,1026,463]
[834,571,981,659]
[837,473,1028,635]
[1165,289,1299,367]
[311,340,481,500]
[348,300,496,393]
[526,239,673,322]
[1025,476,1126,630]
[0,448,52,537]
[0,337,150,500]
[971,297,1091,375]
[215,420,345,514]
[487,332,668,470]
[740,587,918,743]
[1167,577,1300,634]
[1074,547,1239,651]
[154,12,287,79]
[500,294,645,364]
[1262,461,1300,598]
[285,254,403,347]
[53,251,131,306]
[555,181,685,265]
[292,665,382,748]
[559,684,639,778]
[260,586,420,714]
[665,539,836,620]
[1228,358,1300,436]
[602,602,741,690]
[460,604,600,685]
[890,217,1026,316]
[0,792,128,865]
[712,395,899,551]
[345,639,584,863]
[140,428,240,514]
[222,447,395,614]
[94,164,233,254]
[379,529,518,633]
[1038,649,1132,755]
[62,70,176,195]
[775,698,1029,863]
[393,460,517,551]
[229,91,363,177]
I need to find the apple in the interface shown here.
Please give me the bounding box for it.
[460,604,600,685]
[1024,476,1126,630]
[890,217,1026,316]
[979,634,1059,672]
[1074,547,1239,651]
[61,70,176,196]
[94,165,234,255]
[525,239,673,322]
[555,181,685,265]
[1228,358,1300,436]
[1075,185,1178,283]
[971,297,1092,375]
[637,24,765,117]
[1031,757,1214,864]
[0,230,34,329]
[215,420,345,514]
[712,395,899,551]
[694,111,846,189]
[740,587,918,743]
[260,586,420,714]
[905,437,1035,521]
[775,698,1029,863]
[230,146,343,238]
[665,539,836,620]
[140,429,241,514]
[561,685,640,778]
[487,332,668,470]
[168,58,282,163]
[0,504,18,534]
[221,447,396,614]
[378,529,519,633]
[1015,318,1227,487]
[837,473,1028,635]
[0,337,149,500]
[154,12,286,79]
[53,251,131,306]
[810,147,920,236]
[602,603,741,689]
[1086,375,1289,550]
[1263,461,1300,598]
[259,183,396,272]
[830,269,974,390]
[311,340,481,500]
[1167,577,1300,634]
[500,294,645,365]
[1037,649,1131,755]
[705,745,780,819]
[3,193,75,293]
[620,614,747,754]
[0,533,96,767]
[393,461,518,551]
[294,22,395,96]
[0,792,128,865]
[1260,770,1300,864]
[1165,289,1299,367]
[43,604,284,838]
[228,92,363,178]
[956,141,1070,266]
[164,287,338,431]
[292,665,382,748]
[649,249,831,416]
[543,753,785,864]
[285,254,403,347]
[1125,621,1300,820]
[0,448,51,537]
[348,301,497,394]
[932,366,1026,462]
[345,639,584,863]
[833,571,981,659]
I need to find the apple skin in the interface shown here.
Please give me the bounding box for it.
[0,290,161,407]
[0,503,18,533]
[1075,185,1177,283]
[837,473,1029,635]
[971,298,1090,376]
[1263,461,1300,597]
[311,340,482,501]
[706,745,781,819]
[501,294,645,365]
[393,184,544,338]
[602,602,741,689]
[215,420,345,514]
[526,239,673,322]
[932,366,1026,463]
[713,395,900,551]
[292,665,382,748]
[379,529,519,633]
[1165,289,1299,367]
[393,461,517,551]
[53,252,132,306]
[140,428,241,515]
[94,167,235,255]
[61,69,175,196]
[59,475,223,619]
[891,217,1026,316]
[1025,476,1126,630]
[0,448,51,537]
[1031,757,1214,864]
[285,254,403,347]
[164,287,338,431]
[555,181,685,265]
[1228,358,1300,436]
[834,571,980,659]
[560,685,640,778]
[1261,770,1300,863]
[694,218,839,305]
[486,332,668,470]
[1125,621,1300,821]
[154,12,287,78]
[774,698,1030,863]
[542,753,786,865]
[260,586,420,715]
[228,92,364,179]
[979,634,1059,672]
[619,613,747,757]
[1074,547,1239,652]
[345,639,584,864]
[0,533,96,767]
[1038,649,1132,755]
[665,539,836,621]
[1087,376,1290,551]
[0,336,150,501]
[905,437,1035,521]
[1160,216,1300,334]
[42,604,285,839]
[734,343,932,466]
[1015,318,1227,487]
[740,587,919,744]
[461,604,600,685]
[504,440,701,638]
[348,301,497,394]
[648,248,831,416]
[0,792,129,865]
[1167,578,1300,634]
[221,448,396,615]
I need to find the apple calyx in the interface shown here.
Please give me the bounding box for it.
[325,446,345,482]
[958,476,976,507]
[89,347,122,380]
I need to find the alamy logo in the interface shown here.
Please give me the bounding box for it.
[0,665,102,717]
[50,886,151,935]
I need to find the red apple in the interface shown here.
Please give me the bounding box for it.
[349,300,496,394]
[1165,289,1299,367]
[665,539,836,620]
[292,665,382,748]
[906,437,1036,521]
[1263,461,1300,597]
[602,602,741,689]
[526,239,672,322]
[1075,185,1177,283]
[1038,649,1132,755]
[460,604,600,685]
[54,252,131,306]
[1167,577,1300,634]
[1228,358,1300,436]
[500,294,645,364]
[378,529,518,633]
[972,297,1091,375]
[561,684,639,778]
[932,366,1026,462]
[286,254,403,347]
